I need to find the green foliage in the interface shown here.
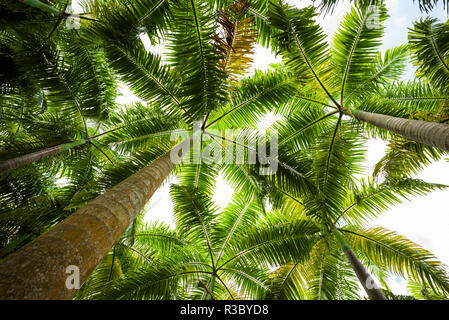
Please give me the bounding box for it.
[76,185,320,300]
[410,18,449,93]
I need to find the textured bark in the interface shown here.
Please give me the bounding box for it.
[0,140,86,174]
[355,111,449,152]
[0,138,191,299]
[343,248,387,300]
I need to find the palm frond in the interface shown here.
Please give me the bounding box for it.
[331,1,387,105]
[340,178,448,225]
[215,0,258,81]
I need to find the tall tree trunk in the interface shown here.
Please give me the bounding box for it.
[334,231,387,300]
[353,110,449,152]
[0,140,87,174]
[0,138,192,299]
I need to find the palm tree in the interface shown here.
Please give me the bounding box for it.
[0,101,187,174]
[253,122,449,299]
[190,106,449,300]
[75,185,319,300]
[0,102,189,254]
[76,150,449,300]
[1,0,190,265]
[203,2,449,300]
[365,16,449,180]
[0,1,117,173]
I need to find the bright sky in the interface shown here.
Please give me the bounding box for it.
[74,0,449,296]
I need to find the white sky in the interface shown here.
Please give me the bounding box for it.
[74,0,449,297]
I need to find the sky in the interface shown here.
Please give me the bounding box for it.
[74,0,449,296]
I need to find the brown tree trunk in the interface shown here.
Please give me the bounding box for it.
[0,138,191,299]
[0,140,86,174]
[343,248,387,300]
[354,110,449,152]
[335,231,387,300]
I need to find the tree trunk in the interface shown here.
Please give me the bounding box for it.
[334,231,387,300]
[0,140,86,174]
[343,248,387,300]
[353,110,449,152]
[206,275,216,300]
[0,138,192,299]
